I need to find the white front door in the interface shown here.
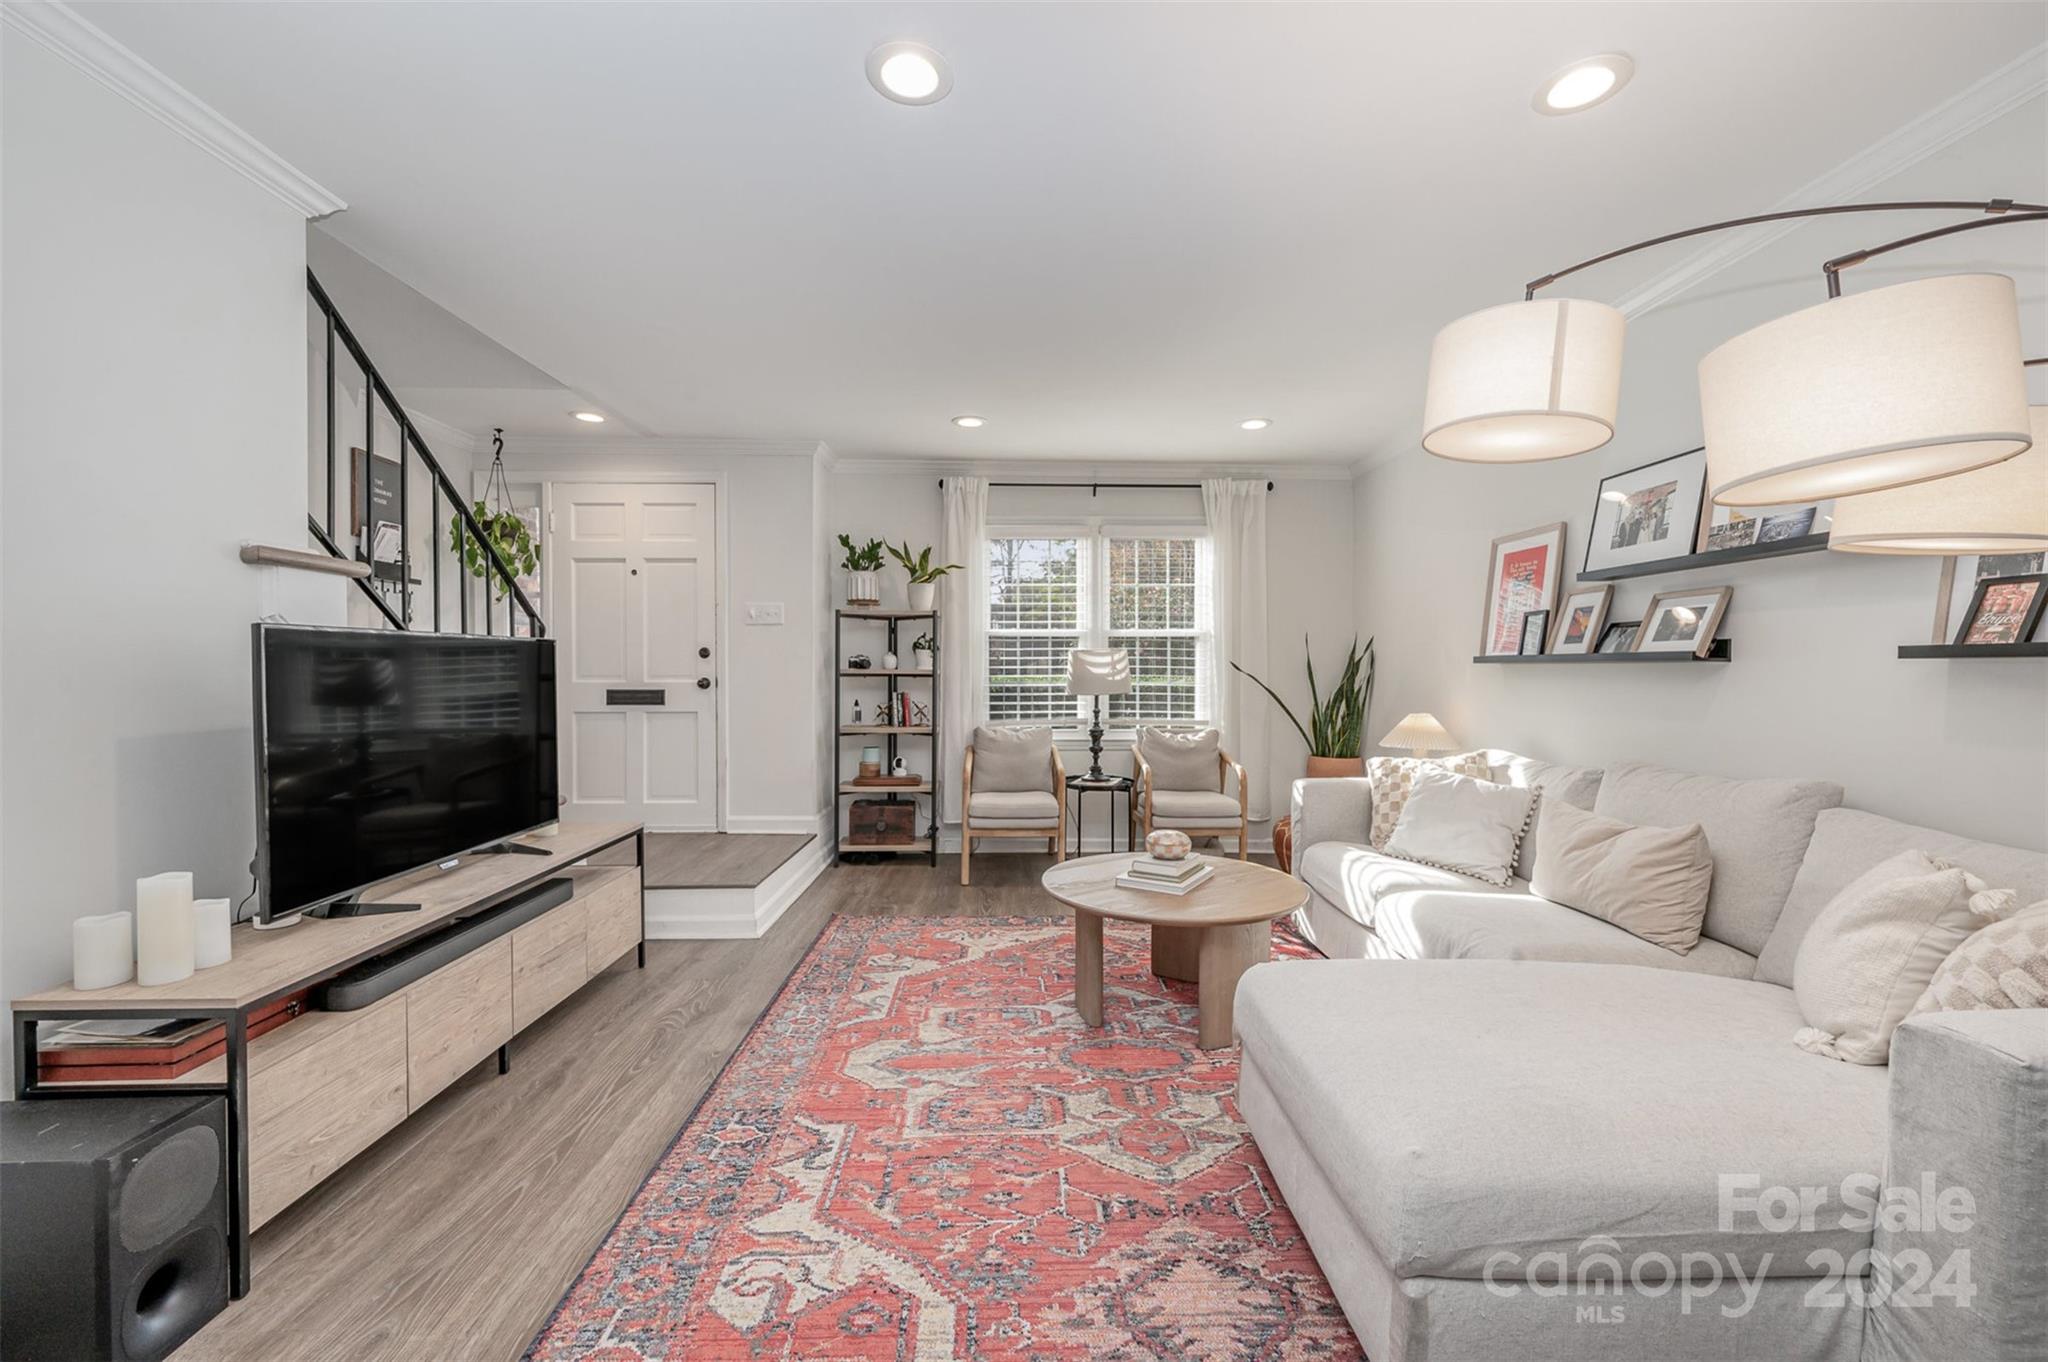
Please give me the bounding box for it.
[547,482,718,830]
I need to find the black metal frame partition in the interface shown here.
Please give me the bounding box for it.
[305,270,544,639]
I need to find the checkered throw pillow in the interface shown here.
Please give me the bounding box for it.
[1910,901,2048,1015]
[1367,753,1493,850]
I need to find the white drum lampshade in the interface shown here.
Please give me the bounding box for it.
[1700,273,2031,507]
[1066,648,1132,696]
[1422,298,1626,462]
[1831,406,2048,554]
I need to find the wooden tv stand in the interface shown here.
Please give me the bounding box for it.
[10,821,644,1300]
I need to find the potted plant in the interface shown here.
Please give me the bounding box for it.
[911,631,935,670]
[886,541,963,613]
[450,430,539,597]
[1231,636,1375,777]
[838,535,885,606]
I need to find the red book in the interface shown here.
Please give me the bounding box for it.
[39,992,307,1082]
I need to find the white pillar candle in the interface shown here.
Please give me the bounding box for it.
[135,872,196,987]
[193,898,233,969]
[72,912,135,990]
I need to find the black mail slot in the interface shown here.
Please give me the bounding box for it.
[606,688,666,706]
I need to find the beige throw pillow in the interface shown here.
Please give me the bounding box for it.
[1909,902,2048,1015]
[1528,801,1713,953]
[1367,753,1491,849]
[971,725,1054,793]
[1137,727,1221,792]
[1382,766,1537,887]
[1792,850,2018,1064]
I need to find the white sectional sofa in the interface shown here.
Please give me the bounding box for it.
[1240,756,2048,1362]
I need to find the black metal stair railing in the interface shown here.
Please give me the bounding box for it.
[305,268,544,638]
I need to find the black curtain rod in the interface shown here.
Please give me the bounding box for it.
[937,480,1274,492]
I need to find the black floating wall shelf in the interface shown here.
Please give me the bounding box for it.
[1474,639,1733,665]
[1897,643,2048,659]
[1576,534,1831,583]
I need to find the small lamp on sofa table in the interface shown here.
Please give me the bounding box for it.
[1066,648,1131,782]
[1379,712,1456,759]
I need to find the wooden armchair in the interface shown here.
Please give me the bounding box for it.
[1132,728,1249,860]
[960,727,1067,885]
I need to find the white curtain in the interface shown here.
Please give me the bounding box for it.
[939,476,989,824]
[1203,478,1271,820]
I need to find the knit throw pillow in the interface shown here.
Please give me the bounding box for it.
[1792,850,2017,1065]
[1909,902,2048,1015]
[1367,753,1491,850]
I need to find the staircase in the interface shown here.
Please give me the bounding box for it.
[305,269,543,637]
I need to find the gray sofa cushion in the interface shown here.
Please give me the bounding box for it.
[1235,960,1889,1279]
[1757,807,2048,988]
[1465,748,1604,879]
[1595,761,1842,956]
[967,790,1060,825]
[1149,789,1241,822]
[970,725,1053,792]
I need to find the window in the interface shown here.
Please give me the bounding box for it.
[986,528,1211,726]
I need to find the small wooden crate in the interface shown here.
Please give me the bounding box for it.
[847,799,918,845]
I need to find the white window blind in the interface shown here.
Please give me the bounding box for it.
[985,527,1211,727]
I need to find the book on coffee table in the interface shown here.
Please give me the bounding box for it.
[1125,855,1206,882]
[1115,863,1214,895]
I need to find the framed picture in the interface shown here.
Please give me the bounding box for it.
[1954,573,2047,647]
[1584,449,1706,575]
[1549,584,1614,655]
[1481,522,1567,656]
[1519,609,1551,656]
[1596,620,1640,654]
[1636,586,1733,658]
[1698,500,1832,553]
[1939,552,2046,643]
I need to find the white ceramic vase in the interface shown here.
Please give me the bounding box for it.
[847,569,879,605]
[907,579,937,612]
[917,651,934,670]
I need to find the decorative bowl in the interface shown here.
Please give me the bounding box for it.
[1146,829,1193,861]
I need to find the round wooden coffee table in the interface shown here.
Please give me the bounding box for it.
[1041,854,1308,1049]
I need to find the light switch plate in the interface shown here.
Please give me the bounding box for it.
[745,601,785,626]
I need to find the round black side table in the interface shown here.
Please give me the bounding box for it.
[1065,774,1136,858]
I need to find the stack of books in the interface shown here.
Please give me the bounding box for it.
[1115,854,1213,896]
[35,992,306,1084]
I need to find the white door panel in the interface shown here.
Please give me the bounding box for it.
[550,482,718,829]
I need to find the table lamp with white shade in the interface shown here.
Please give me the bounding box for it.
[1379,712,1457,759]
[1067,648,1131,781]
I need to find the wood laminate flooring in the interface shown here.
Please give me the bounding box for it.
[642,831,814,888]
[182,852,1253,1362]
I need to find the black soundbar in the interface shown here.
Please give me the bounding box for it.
[313,877,574,1011]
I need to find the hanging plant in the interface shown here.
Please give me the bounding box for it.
[450,429,539,597]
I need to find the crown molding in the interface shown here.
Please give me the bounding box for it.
[498,433,825,460]
[403,410,478,465]
[3,1,346,219]
[1612,43,2047,318]
[826,455,1360,482]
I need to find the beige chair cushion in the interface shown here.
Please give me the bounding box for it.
[1137,727,1220,791]
[1149,789,1242,823]
[1529,800,1713,954]
[1792,850,2017,1065]
[967,790,1060,825]
[970,725,1053,792]
[1366,754,1491,849]
[1910,901,2048,1015]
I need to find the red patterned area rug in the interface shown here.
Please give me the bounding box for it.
[528,914,1363,1361]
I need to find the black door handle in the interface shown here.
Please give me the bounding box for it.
[698,646,711,659]
[696,677,712,690]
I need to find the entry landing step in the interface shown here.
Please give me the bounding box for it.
[644,833,815,890]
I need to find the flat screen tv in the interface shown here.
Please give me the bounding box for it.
[253,624,558,922]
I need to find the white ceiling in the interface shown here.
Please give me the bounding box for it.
[84,2,2046,462]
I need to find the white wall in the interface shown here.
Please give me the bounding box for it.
[824,466,1356,849]
[1,37,317,1077]
[1354,101,2048,851]
[494,439,826,831]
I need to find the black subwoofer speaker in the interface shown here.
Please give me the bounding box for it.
[1,1094,230,1362]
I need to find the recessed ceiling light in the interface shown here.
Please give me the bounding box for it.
[572,411,605,423]
[1239,418,1272,431]
[1534,53,1634,115]
[952,415,986,428]
[867,41,952,105]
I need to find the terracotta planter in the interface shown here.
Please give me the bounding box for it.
[1305,755,1363,778]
